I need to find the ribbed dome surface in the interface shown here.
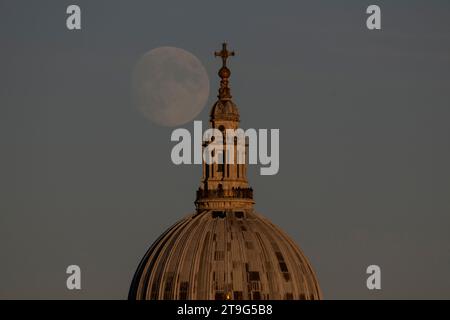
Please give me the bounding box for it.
[129,210,322,300]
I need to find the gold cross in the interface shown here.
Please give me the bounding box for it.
[214,42,235,67]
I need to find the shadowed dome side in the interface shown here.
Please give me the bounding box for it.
[129,210,322,300]
[210,99,240,122]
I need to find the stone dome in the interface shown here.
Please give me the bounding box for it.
[128,209,322,300]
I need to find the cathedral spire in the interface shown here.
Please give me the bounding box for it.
[195,43,253,212]
[214,42,235,101]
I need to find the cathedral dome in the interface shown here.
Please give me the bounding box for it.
[128,210,322,300]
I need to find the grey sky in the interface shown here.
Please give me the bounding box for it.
[1,0,450,299]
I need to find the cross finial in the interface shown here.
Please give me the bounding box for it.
[214,42,235,67]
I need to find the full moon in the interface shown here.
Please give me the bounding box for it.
[131,47,210,127]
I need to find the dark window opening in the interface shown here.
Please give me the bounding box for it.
[279,262,289,273]
[248,271,260,281]
[235,211,244,219]
[215,291,225,300]
[275,252,284,261]
[179,282,189,300]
